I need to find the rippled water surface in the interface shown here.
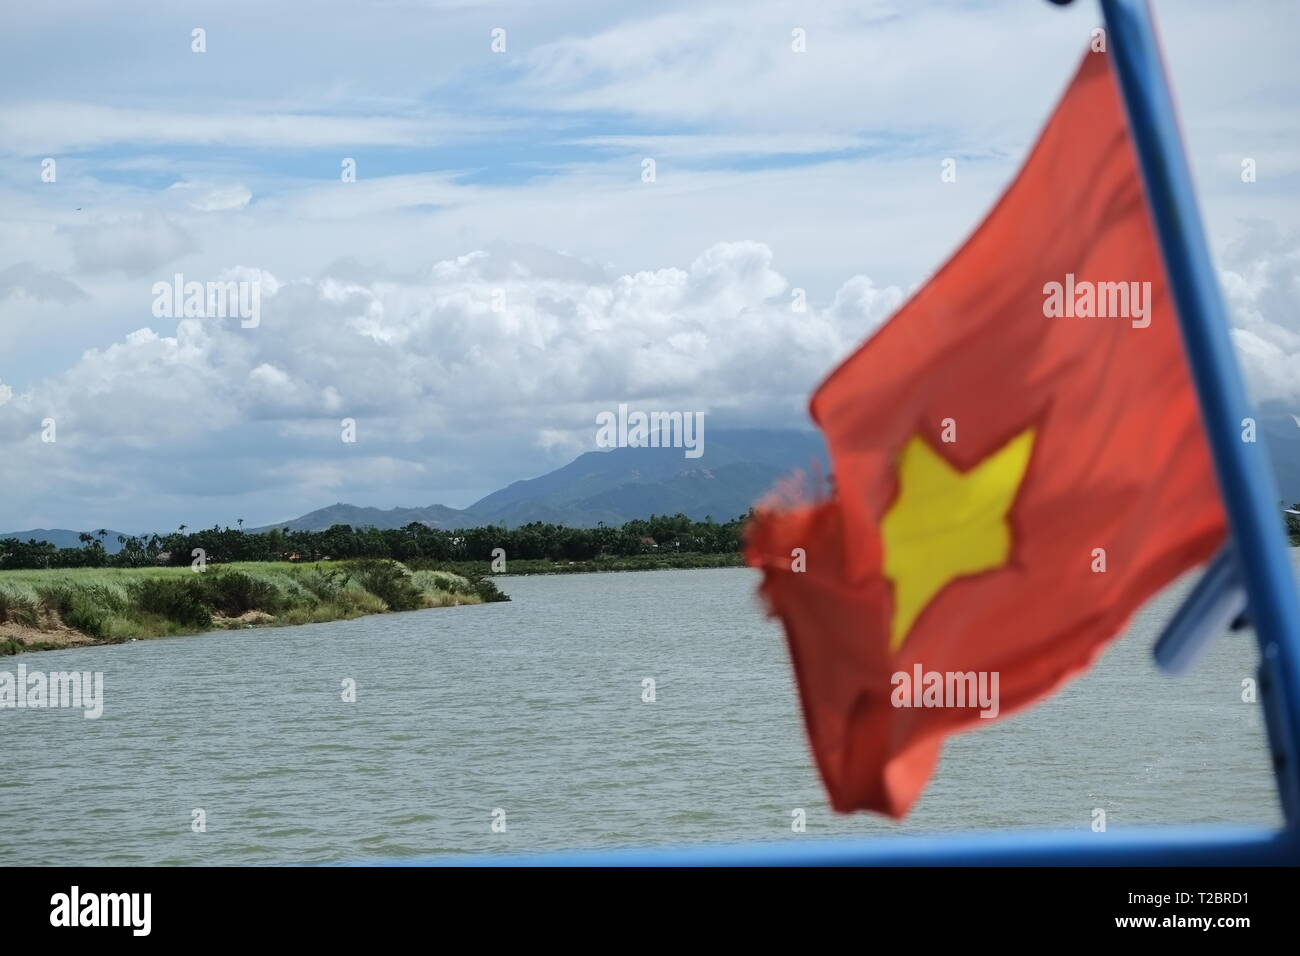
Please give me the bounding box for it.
[1,561,1286,864]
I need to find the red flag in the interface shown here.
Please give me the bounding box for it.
[745,49,1226,818]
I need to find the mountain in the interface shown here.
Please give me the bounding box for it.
[255,414,1300,533]
[465,428,827,526]
[19,416,1295,541]
[1261,405,1300,505]
[252,428,828,532]
[0,528,132,554]
[248,503,477,533]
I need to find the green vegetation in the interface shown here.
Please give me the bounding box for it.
[0,513,749,570]
[0,560,504,655]
[0,512,751,655]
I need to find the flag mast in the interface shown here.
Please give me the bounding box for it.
[1097,0,1300,825]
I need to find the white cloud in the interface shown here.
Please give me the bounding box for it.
[0,262,85,302]
[69,212,197,276]
[0,240,900,527]
[6,220,1295,532]
[0,102,507,155]
[168,181,253,213]
[1222,225,1300,407]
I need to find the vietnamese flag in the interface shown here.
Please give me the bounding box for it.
[745,48,1227,819]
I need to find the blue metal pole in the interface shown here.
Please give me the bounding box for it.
[1153,546,1245,674]
[1099,0,1300,826]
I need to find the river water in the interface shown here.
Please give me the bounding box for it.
[0,561,1285,864]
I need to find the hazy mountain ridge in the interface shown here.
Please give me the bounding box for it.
[247,503,477,534]
[0,528,133,554]
[464,429,827,527]
[1260,404,1300,503]
[7,418,1298,544]
[244,429,827,532]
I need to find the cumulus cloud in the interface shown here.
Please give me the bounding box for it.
[6,219,1297,533]
[1221,223,1300,407]
[39,240,893,425]
[0,241,900,527]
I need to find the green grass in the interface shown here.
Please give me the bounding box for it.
[0,560,500,653]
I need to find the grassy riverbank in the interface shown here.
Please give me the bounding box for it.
[0,560,506,655]
[412,551,747,577]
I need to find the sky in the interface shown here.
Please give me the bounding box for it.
[0,0,1297,532]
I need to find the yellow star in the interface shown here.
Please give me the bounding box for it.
[881,428,1036,652]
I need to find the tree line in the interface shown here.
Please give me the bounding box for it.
[0,513,751,570]
[5,504,1295,571]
